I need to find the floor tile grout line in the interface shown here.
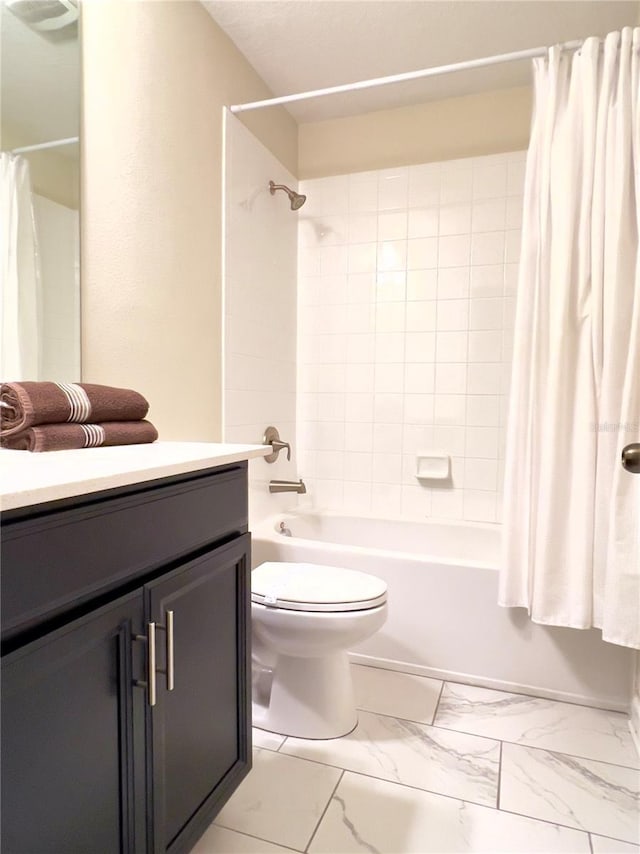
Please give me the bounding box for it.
[431,674,627,716]
[351,707,639,771]
[431,679,446,724]
[236,745,635,847]
[304,769,345,854]
[268,751,637,846]
[276,750,499,811]
[355,706,501,747]
[588,832,594,854]
[354,663,628,715]
[497,740,503,810]
[213,822,304,853]
[495,806,637,847]
[423,722,640,772]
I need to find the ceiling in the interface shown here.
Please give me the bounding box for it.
[0,3,79,156]
[203,0,639,122]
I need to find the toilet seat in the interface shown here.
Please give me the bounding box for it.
[251,561,387,613]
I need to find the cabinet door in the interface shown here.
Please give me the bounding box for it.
[1,592,147,854]
[146,535,251,854]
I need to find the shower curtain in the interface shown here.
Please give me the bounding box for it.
[0,152,42,380]
[499,28,640,650]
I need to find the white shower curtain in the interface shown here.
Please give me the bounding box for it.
[500,28,640,650]
[0,152,42,380]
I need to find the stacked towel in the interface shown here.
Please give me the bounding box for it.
[0,382,158,452]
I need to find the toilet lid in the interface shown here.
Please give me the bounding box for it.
[251,562,388,612]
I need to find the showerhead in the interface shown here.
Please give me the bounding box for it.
[269,180,306,211]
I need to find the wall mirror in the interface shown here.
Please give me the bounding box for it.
[1,0,81,382]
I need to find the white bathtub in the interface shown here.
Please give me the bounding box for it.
[252,512,633,711]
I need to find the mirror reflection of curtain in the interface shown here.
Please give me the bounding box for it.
[0,153,42,380]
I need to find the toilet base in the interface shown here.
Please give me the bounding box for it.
[253,651,357,740]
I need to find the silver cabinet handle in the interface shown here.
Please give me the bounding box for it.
[147,622,157,707]
[134,613,173,706]
[134,621,157,707]
[166,610,175,692]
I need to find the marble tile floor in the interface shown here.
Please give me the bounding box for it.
[192,665,640,854]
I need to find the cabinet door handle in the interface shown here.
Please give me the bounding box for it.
[166,610,175,692]
[147,622,157,707]
[134,621,157,707]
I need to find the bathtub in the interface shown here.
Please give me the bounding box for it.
[252,512,633,711]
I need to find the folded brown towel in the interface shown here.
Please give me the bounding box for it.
[0,382,150,437]
[1,420,158,452]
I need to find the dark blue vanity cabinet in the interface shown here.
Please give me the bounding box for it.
[0,463,252,854]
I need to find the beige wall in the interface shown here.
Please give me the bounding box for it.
[81,0,297,441]
[298,86,533,179]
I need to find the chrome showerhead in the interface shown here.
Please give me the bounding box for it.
[269,180,306,211]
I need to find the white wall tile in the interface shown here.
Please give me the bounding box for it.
[437,267,469,299]
[348,242,378,273]
[470,265,504,298]
[407,237,438,270]
[379,211,408,241]
[408,163,440,208]
[378,168,409,210]
[471,231,505,266]
[405,301,437,332]
[467,363,502,395]
[473,162,508,199]
[349,174,378,212]
[349,213,378,244]
[472,198,506,232]
[439,204,471,236]
[345,421,373,452]
[465,426,499,459]
[296,151,524,521]
[372,452,403,483]
[375,332,405,362]
[375,363,404,393]
[374,393,404,423]
[466,395,500,426]
[437,300,469,332]
[404,393,435,424]
[468,331,502,362]
[376,272,406,303]
[408,208,439,239]
[404,363,435,394]
[378,240,408,272]
[469,298,504,331]
[405,331,436,363]
[439,234,471,268]
[407,269,438,301]
[373,422,403,453]
[434,394,466,426]
[375,302,406,333]
[436,331,468,362]
[435,363,467,394]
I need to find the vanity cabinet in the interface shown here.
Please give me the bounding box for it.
[1,463,252,854]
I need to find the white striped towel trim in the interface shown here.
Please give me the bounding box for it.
[80,424,105,447]
[55,382,92,422]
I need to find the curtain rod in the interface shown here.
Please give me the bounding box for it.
[229,39,584,114]
[10,136,79,155]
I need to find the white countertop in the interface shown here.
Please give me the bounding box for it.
[0,442,271,511]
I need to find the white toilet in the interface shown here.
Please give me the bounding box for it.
[251,561,388,739]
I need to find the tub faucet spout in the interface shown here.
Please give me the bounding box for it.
[269,479,306,494]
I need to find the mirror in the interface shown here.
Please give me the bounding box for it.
[0,0,80,381]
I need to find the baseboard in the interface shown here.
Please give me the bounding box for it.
[629,693,640,759]
[348,652,630,713]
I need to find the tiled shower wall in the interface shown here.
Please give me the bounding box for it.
[224,114,298,522]
[297,152,525,522]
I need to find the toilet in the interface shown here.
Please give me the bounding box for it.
[251,561,388,740]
